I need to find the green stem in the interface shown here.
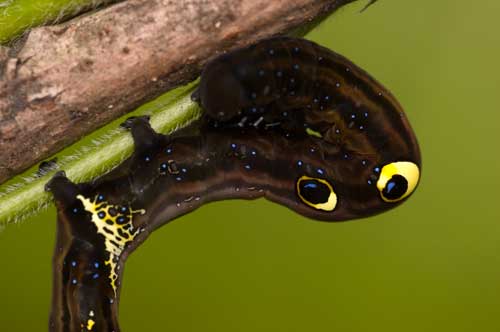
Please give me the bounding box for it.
[0,82,201,226]
[0,0,118,44]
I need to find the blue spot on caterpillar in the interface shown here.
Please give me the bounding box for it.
[45,36,420,331]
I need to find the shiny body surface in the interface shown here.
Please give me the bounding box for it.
[46,37,420,331]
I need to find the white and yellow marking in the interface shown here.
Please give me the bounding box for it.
[77,194,145,295]
[86,319,95,331]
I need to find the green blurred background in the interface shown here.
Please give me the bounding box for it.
[2,0,500,331]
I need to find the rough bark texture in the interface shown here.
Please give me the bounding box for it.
[0,0,358,184]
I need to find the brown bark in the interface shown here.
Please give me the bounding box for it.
[0,0,359,184]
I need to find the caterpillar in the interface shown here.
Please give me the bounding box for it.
[45,36,420,331]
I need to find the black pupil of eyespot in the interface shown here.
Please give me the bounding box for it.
[382,174,408,200]
[299,179,331,204]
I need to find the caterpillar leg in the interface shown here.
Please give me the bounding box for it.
[191,87,200,103]
[120,115,161,154]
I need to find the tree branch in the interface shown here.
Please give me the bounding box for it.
[0,82,200,226]
[0,0,359,184]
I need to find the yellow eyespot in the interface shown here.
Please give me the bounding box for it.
[296,176,337,211]
[376,161,420,202]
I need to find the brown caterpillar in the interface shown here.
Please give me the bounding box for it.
[46,36,420,331]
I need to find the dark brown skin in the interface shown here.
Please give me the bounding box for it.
[46,36,420,331]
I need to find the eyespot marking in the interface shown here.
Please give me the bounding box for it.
[296,176,337,211]
[376,161,420,202]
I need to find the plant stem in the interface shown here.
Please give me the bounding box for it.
[0,82,200,226]
[0,0,117,44]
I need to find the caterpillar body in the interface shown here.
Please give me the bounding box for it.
[46,37,420,331]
